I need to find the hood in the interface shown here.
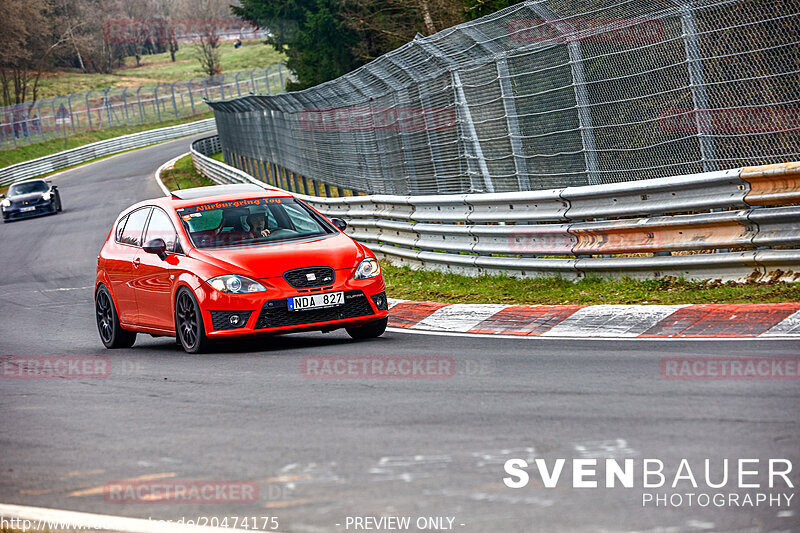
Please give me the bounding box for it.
[190,233,366,280]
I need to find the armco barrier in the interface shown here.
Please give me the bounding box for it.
[0,119,216,186]
[189,135,800,282]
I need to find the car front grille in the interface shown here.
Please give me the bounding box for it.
[283,266,335,288]
[210,310,252,331]
[255,290,373,329]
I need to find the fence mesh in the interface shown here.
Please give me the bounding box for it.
[208,0,800,195]
[0,64,289,150]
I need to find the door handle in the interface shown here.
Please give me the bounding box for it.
[132,257,141,268]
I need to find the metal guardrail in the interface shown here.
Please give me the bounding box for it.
[190,135,800,282]
[0,119,216,185]
[1,64,289,150]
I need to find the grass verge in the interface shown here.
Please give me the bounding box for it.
[161,154,215,191]
[381,264,800,305]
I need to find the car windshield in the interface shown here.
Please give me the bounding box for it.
[9,181,48,195]
[177,197,333,249]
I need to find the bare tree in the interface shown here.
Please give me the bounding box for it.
[178,0,231,76]
[0,0,79,105]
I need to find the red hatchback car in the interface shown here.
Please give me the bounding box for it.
[95,184,389,353]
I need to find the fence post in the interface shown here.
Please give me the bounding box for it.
[136,87,144,124]
[67,93,77,132]
[122,88,130,124]
[277,63,284,91]
[264,67,271,94]
[235,72,242,97]
[187,81,195,115]
[154,86,162,122]
[679,2,718,173]
[526,3,600,185]
[250,69,256,94]
[452,70,494,193]
[170,82,179,118]
[85,90,94,130]
[460,25,531,191]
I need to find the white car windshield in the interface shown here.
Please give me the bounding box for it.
[9,181,48,195]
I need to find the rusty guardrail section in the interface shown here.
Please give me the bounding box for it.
[190,135,800,282]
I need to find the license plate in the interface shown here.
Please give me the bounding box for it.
[20,206,35,212]
[288,291,344,311]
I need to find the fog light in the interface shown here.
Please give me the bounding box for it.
[371,292,388,311]
[229,315,241,326]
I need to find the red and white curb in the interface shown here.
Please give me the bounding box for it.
[387,299,800,338]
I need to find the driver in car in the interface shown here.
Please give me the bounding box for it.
[246,212,271,239]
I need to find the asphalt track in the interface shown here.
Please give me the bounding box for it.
[0,136,798,533]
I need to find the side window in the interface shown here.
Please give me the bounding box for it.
[143,208,178,252]
[282,203,321,233]
[115,215,129,243]
[119,208,151,247]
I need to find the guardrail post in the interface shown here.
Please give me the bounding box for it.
[312,179,320,196]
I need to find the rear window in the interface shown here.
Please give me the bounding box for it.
[177,197,333,249]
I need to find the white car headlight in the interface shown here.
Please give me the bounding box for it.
[208,275,266,293]
[354,258,381,280]
[42,192,52,201]
[1,199,10,208]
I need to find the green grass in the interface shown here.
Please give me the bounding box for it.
[381,264,800,305]
[161,154,215,191]
[36,40,286,99]
[0,112,214,170]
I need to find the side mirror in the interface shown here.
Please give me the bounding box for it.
[143,238,168,260]
[330,217,347,231]
[50,184,57,190]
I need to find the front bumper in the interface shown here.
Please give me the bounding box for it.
[195,275,388,338]
[2,200,56,221]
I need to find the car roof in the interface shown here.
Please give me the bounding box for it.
[170,183,267,200]
[121,184,293,215]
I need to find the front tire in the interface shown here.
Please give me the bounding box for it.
[95,285,136,348]
[346,317,388,339]
[175,288,211,353]
[55,192,62,212]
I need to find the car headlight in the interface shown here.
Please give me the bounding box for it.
[0,199,9,208]
[354,258,381,280]
[42,192,52,201]
[208,275,266,293]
